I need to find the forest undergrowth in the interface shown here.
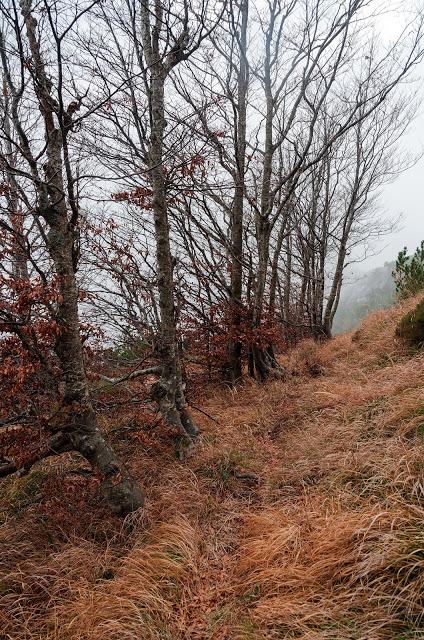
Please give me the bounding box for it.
[2,296,424,640]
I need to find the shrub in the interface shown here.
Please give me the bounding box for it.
[396,298,424,346]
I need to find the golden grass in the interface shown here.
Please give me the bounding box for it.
[2,295,424,639]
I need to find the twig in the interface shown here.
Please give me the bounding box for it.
[189,402,220,424]
[0,412,31,429]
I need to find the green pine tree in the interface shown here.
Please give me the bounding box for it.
[393,241,424,299]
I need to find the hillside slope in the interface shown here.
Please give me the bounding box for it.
[333,261,396,334]
[2,297,424,640]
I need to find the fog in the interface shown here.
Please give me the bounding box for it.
[376,114,424,267]
[363,9,424,270]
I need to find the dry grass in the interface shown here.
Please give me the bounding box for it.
[2,295,424,639]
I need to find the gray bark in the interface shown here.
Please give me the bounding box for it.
[228,0,249,384]
[10,0,145,514]
[140,0,198,450]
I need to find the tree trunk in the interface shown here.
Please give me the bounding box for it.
[2,79,29,281]
[140,0,198,452]
[323,236,348,339]
[19,0,144,514]
[251,218,282,380]
[228,0,248,385]
[250,17,284,381]
[46,221,143,513]
[283,234,292,323]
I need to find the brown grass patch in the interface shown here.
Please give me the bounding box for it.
[2,296,424,639]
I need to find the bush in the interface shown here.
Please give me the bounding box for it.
[393,242,424,299]
[396,298,424,346]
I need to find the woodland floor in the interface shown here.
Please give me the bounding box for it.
[1,297,424,639]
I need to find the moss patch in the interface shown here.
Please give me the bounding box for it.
[0,468,50,515]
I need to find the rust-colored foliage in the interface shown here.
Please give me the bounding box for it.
[0,268,103,476]
[182,301,306,371]
[111,153,207,210]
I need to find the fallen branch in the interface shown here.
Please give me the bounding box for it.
[0,412,32,430]
[97,365,162,387]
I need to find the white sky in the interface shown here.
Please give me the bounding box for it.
[376,108,424,267]
[361,5,424,269]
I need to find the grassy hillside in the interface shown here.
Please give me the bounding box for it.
[2,296,424,639]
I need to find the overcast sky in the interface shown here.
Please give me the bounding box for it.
[362,6,424,270]
[375,107,424,268]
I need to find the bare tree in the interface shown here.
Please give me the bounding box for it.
[170,0,424,380]
[286,82,419,338]
[85,0,223,453]
[0,0,143,513]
